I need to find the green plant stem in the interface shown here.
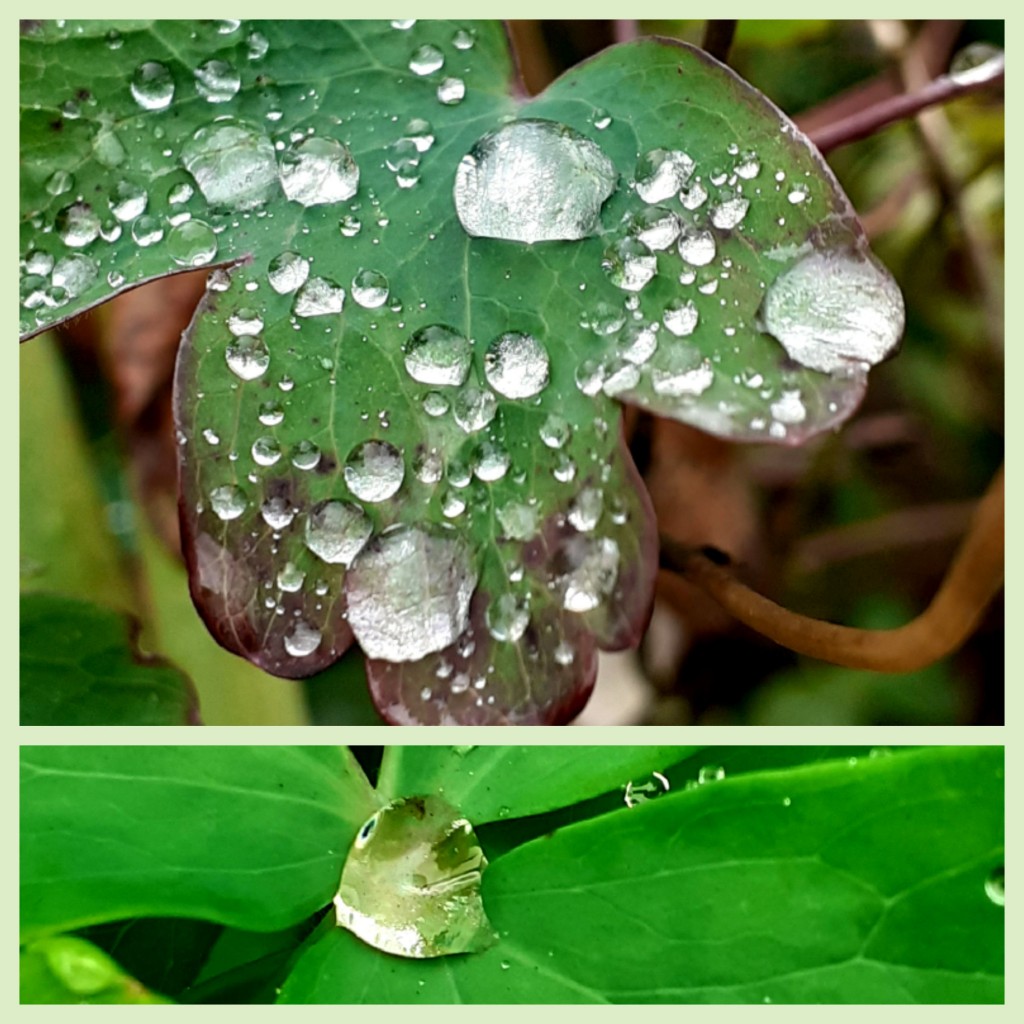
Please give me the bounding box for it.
[660,464,1004,672]
[701,21,737,64]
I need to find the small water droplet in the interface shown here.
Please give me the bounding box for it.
[452,386,498,434]
[225,335,270,380]
[345,440,405,502]
[251,436,282,466]
[624,771,670,807]
[602,236,657,292]
[568,487,603,532]
[561,536,619,612]
[131,61,175,111]
[678,227,716,267]
[351,268,389,309]
[284,620,322,657]
[985,866,1004,907]
[291,439,322,471]
[710,194,750,230]
[167,220,218,267]
[194,58,240,103]
[261,495,296,530]
[697,765,725,784]
[277,561,305,592]
[210,484,247,520]
[437,77,465,105]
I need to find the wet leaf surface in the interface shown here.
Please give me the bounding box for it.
[20,593,199,726]
[279,747,1003,1003]
[20,746,379,939]
[21,21,904,722]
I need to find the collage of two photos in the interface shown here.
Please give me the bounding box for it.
[19,18,1005,1005]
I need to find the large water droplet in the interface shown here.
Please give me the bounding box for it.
[662,299,699,337]
[108,180,148,222]
[334,796,496,958]
[758,249,905,374]
[305,499,372,566]
[710,194,750,230]
[603,236,657,292]
[652,349,714,397]
[261,495,296,530]
[294,276,345,317]
[678,227,716,267]
[484,332,549,399]
[225,335,270,380]
[560,536,620,612]
[627,206,681,251]
[284,620,322,658]
[279,137,359,206]
[56,203,100,248]
[209,484,248,520]
[635,148,695,203]
[403,324,472,387]
[345,440,405,503]
[345,527,478,661]
[455,119,616,243]
[437,77,465,105]
[409,43,444,76]
[194,59,241,103]
[181,120,278,211]
[268,251,310,294]
[131,61,175,111]
[51,254,98,298]
[351,268,389,309]
[167,220,218,267]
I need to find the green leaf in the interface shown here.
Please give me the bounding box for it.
[20,936,171,1004]
[279,747,1003,1003]
[20,593,199,725]
[20,746,379,940]
[21,22,903,724]
[377,744,699,824]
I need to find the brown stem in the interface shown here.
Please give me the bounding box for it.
[701,20,737,64]
[808,56,1004,154]
[660,465,1004,673]
[613,20,639,44]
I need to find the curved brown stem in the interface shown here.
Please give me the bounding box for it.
[701,21,737,65]
[660,464,1004,672]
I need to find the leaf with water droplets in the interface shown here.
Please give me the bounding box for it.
[22,22,904,724]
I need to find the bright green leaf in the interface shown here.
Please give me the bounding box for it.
[279,747,1003,1003]
[20,746,379,940]
[20,936,171,1004]
[377,744,699,824]
[20,593,199,726]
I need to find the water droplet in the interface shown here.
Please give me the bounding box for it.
[624,771,670,807]
[51,254,98,298]
[277,561,305,592]
[787,183,809,205]
[167,220,218,266]
[225,335,270,380]
[452,28,476,50]
[592,108,612,130]
[710,194,750,230]
[679,179,709,211]
[770,390,806,425]
[260,495,295,529]
[209,484,247,520]
[251,435,282,466]
[181,120,278,211]
[346,527,478,661]
[662,299,699,337]
[757,249,905,374]
[561,536,619,612]
[619,322,659,365]
[568,487,603,532]
[627,206,681,251]
[652,351,714,397]
[258,400,284,426]
[409,43,445,76]
[339,214,362,237]
[294,276,345,317]
[56,203,100,248]
[108,180,148,222]
[279,136,359,206]
[949,42,1005,85]
[484,332,549,399]
[105,29,123,49]
[291,439,321,471]
[266,251,309,295]
[345,440,405,502]
[539,413,571,449]
[282,620,321,657]
[437,77,465,105]
[697,765,725,784]
[404,324,472,387]
[305,500,372,566]
[194,59,240,103]
[131,61,175,111]
[130,215,164,247]
[403,117,435,153]
[735,151,761,179]
[985,866,1004,907]
[635,148,695,203]
[602,236,657,292]
[678,227,716,267]
[351,268,389,309]
[45,169,74,197]
[247,30,270,61]
[455,119,616,243]
[452,386,497,433]
[474,439,510,482]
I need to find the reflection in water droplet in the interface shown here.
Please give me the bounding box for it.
[404,324,472,387]
[757,250,905,374]
[305,500,372,566]
[346,527,478,661]
[284,620,321,657]
[334,795,496,958]
[167,220,218,266]
[131,61,175,110]
[225,335,270,380]
[258,400,285,426]
[181,120,278,211]
[452,28,476,50]
[455,119,616,244]
[345,440,405,502]
[351,268,389,309]
[279,137,359,206]
[268,251,310,294]
[194,59,241,103]
[484,332,549,399]
[56,203,100,248]
[635,148,695,204]
[209,484,247,520]
[561,536,619,612]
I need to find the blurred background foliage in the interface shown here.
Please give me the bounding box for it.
[20,20,1004,725]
